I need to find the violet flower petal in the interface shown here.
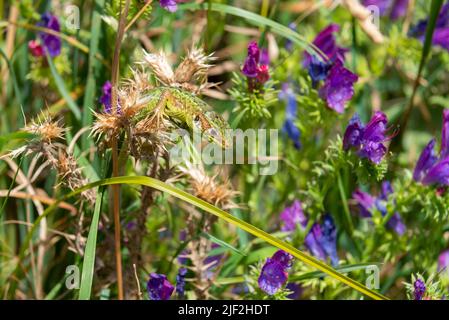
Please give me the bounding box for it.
[413,139,438,182]
[319,62,358,114]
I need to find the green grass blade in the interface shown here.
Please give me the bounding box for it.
[201,232,246,257]
[179,3,325,60]
[15,176,388,300]
[78,186,104,300]
[397,0,443,136]
[46,53,82,121]
[81,0,105,150]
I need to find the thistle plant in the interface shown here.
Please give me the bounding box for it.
[2,0,449,303]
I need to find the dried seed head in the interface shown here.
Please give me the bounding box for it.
[174,47,215,84]
[179,161,238,209]
[57,150,96,204]
[25,117,66,143]
[142,50,175,85]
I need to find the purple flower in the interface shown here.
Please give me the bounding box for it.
[343,112,391,164]
[258,250,292,295]
[305,215,339,266]
[280,84,302,150]
[99,81,121,114]
[308,56,332,86]
[303,24,357,112]
[37,13,61,57]
[305,224,327,262]
[413,279,426,300]
[319,62,358,113]
[242,41,270,88]
[352,182,406,235]
[414,110,449,187]
[422,158,449,186]
[303,24,348,69]
[441,110,449,158]
[28,40,44,57]
[260,48,270,66]
[242,41,260,78]
[147,273,174,300]
[390,0,410,20]
[438,249,449,274]
[160,0,179,12]
[352,190,376,218]
[410,3,449,52]
[414,139,438,182]
[286,283,303,300]
[176,268,187,298]
[362,0,409,20]
[271,250,293,269]
[280,200,307,232]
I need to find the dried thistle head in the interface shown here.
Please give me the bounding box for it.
[24,116,66,143]
[3,116,65,160]
[57,150,96,204]
[178,160,238,209]
[142,50,175,86]
[174,47,215,84]
[142,47,215,93]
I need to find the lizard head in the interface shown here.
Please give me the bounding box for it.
[192,111,231,149]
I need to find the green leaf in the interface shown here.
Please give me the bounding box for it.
[201,232,246,257]
[46,53,82,121]
[78,187,104,300]
[16,176,388,300]
[82,0,105,150]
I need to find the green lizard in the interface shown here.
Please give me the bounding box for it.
[132,87,231,148]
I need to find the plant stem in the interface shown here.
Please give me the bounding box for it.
[110,0,131,300]
[337,169,354,235]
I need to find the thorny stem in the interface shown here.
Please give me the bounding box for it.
[111,0,131,300]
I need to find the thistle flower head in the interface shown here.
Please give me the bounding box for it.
[24,117,66,143]
[178,160,238,209]
[143,47,215,92]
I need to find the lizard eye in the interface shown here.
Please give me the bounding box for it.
[193,115,202,129]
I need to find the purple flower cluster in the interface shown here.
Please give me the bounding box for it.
[258,250,293,295]
[99,81,113,113]
[279,84,302,150]
[343,112,393,164]
[29,13,61,58]
[242,41,270,90]
[176,268,187,298]
[280,200,307,232]
[413,110,449,187]
[362,0,409,20]
[303,24,358,113]
[159,0,188,12]
[352,181,406,235]
[409,2,449,52]
[413,279,426,300]
[279,201,339,266]
[305,214,339,266]
[147,273,174,300]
